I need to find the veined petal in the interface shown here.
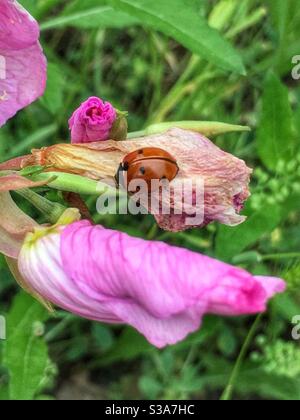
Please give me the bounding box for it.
[0,191,37,258]
[0,0,39,50]
[0,0,47,126]
[18,221,285,348]
[19,229,122,323]
[21,128,252,232]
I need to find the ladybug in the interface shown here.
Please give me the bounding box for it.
[116,147,179,191]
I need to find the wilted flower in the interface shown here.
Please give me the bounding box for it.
[0,0,47,127]
[0,172,49,192]
[17,217,285,348]
[21,128,252,231]
[69,96,127,143]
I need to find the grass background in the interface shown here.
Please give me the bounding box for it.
[1,0,300,400]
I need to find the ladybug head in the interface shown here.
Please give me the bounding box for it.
[115,162,128,189]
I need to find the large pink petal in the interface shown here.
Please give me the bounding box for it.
[61,222,285,314]
[0,0,39,50]
[18,221,285,348]
[59,222,284,347]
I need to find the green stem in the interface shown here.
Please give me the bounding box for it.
[147,224,158,240]
[45,314,76,342]
[36,0,62,20]
[262,253,300,262]
[127,121,250,139]
[233,251,300,265]
[220,314,262,401]
[15,188,66,224]
[29,172,125,198]
[147,56,204,125]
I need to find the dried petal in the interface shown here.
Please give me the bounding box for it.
[0,192,37,257]
[0,172,50,191]
[23,128,252,231]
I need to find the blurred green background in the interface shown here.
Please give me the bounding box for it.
[1,0,300,400]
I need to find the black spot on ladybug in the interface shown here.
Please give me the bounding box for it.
[138,149,144,154]
[140,167,146,175]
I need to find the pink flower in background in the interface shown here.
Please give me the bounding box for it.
[18,220,285,348]
[0,0,47,127]
[69,97,117,143]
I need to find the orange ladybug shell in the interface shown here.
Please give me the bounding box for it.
[117,147,179,190]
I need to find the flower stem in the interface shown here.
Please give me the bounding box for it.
[29,172,124,198]
[220,314,262,401]
[127,121,250,139]
[127,130,147,139]
[262,253,300,261]
[45,314,76,342]
[15,188,66,224]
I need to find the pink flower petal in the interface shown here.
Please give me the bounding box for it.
[0,0,47,126]
[0,0,39,50]
[0,173,50,191]
[18,221,285,348]
[69,96,117,143]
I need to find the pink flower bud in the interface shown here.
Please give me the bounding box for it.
[18,219,285,348]
[69,96,127,143]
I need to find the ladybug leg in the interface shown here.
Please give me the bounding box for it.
[115,163,128,189]
[114,163,123,187]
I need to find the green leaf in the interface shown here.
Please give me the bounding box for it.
[18,0,37,16]
[272,294,300,321]
[200,356,300,400]
[99,327,154,366]
[41,0,138,30]
[109,0,245,75]
[99,316,221,366]
[91,324,114,352]
[215,203,282,261]
[3,293,50,401]
[256,72,294,170]
[268,0,294,43]
[139,376,163,399]
[40,63,65,115]
[0,386,9,400]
